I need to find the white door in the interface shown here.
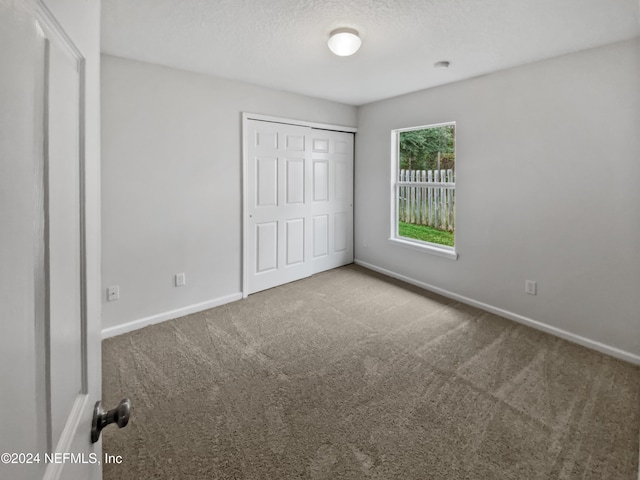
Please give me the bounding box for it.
[307,129,354,274]
[0,2,103,480]
[245,119,354,294]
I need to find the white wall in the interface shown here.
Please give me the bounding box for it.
[355,38,640,360]
[101,55,356,333]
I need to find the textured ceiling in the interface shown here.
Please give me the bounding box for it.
[101,0,640,106]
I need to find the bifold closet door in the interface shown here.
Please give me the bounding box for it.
[246,120,353,294]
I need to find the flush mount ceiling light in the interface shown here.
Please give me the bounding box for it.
[328,28,361,56]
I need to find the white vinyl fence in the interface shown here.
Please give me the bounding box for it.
[398,169,455,231]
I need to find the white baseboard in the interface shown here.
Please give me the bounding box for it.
[101,292,243,339]
[354,259,640,366]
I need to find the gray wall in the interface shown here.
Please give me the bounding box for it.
[354,38,640,358]
[101,55,356,331]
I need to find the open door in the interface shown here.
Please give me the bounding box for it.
[0,1,106,479]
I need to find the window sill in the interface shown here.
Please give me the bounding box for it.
[388,237,458,260]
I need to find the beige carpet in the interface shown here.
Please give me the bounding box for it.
[102,265,640,479]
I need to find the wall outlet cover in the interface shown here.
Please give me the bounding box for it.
[107,285,119,302]
[525,280,537,295]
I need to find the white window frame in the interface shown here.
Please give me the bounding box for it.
[389,122,458,260]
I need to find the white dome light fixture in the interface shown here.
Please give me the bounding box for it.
[328,28,361,56]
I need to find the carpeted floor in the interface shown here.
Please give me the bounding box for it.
[102,264,640,479]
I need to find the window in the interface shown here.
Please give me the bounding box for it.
[390,122,457,259]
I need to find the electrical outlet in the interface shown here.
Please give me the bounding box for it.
[107,285,119,302]
[525,280,537,295]
[175,273,186,287]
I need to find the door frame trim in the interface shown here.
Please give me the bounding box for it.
[241,113,357,298]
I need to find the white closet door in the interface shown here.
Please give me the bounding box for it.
[308,129,354,273]
[247,120,313,293]
[246,120,353,294]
